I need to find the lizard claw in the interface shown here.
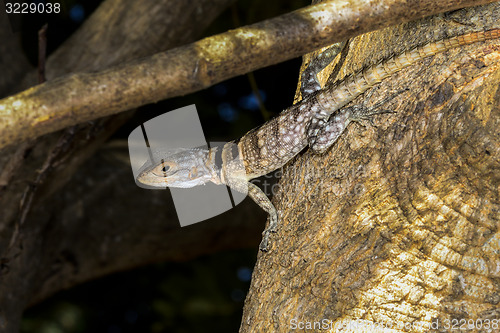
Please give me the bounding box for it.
[259,213,278,252]
[259,232,270,252]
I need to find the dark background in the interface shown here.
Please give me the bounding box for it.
[13,0,309,332]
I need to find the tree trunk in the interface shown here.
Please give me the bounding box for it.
[241,4,500,332]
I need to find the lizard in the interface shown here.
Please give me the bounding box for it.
[136,29,500,251]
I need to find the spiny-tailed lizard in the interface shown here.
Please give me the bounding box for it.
[137,29,500,251]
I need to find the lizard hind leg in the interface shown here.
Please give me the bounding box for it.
[308,107,354,154]
[300,43,344,97]
[309,90,404,154]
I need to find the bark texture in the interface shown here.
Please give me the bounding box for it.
[241,4,500,332]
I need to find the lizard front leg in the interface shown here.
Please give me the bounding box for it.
[247,182,278,251]
[224,176,277,251]
[219,143,279,251]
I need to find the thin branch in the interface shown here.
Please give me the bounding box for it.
[0,0,495,149]
[37,24,48,84]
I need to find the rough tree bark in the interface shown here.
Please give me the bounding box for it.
[241,3,500,332]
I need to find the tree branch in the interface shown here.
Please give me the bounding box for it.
[0,0,495,149]
[0,1,238,331]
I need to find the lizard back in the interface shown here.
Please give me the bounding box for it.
[237,29,500,178]
[315,29,500,113]
[237,102,314,179]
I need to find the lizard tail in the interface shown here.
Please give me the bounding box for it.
[316,28,500,113]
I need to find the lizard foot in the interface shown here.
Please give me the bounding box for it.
[259,213,278,252]
[300,43,345,97]
[259,231,270,252]
[308,89,406,154]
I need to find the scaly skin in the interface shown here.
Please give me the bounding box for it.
[137,29,500,251]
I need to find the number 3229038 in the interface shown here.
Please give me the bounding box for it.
[5,2,61,14]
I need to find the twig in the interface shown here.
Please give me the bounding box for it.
[38,24,48,84]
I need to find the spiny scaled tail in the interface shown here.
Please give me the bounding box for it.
[316,28,500,111]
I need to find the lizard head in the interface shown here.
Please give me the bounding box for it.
[136,148,216,188]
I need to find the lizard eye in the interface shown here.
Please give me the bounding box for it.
[152,162,175,177]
